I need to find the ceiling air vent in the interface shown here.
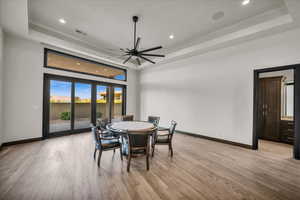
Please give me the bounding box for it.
[212,11,225,21]
[75,29,87,36]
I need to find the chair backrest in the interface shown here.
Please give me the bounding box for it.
[127,131,151,149]
[148,116,160,127]
[97,118,109,130]
[169,120,177,134]
[91,126,101,145]
[122,115,134,121]
[167,120,177,142]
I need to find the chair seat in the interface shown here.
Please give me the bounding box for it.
[102,130,111,134]
[157,131,168,136]
[157,127,168,131]
[131,148,147,154]
[101,130,118,138]
[101,139,121,149]
[156,136,169,143]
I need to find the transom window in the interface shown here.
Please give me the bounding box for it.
[44,49,127,81]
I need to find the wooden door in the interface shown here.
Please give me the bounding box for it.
[258,77,282,141]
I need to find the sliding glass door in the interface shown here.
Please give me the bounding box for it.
[49,80,72,133]
[74,83,92,129]
[96,85,110,121]
[112,87,125,121]
[44,74,126,138]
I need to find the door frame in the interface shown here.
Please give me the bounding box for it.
[253,64,300,159]
[43,73,127,139]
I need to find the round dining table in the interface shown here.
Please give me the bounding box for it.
[107,121,155,133]
[107,121,155,155]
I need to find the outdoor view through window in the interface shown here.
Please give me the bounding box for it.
[46,49,126,134]
[49,80,124,133]
[49,80,72,133]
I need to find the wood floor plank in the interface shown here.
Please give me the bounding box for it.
[0,133,299,200]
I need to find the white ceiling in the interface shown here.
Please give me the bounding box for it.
[28,0,286,58]
[0,0,28,36]
[2,0,299,68]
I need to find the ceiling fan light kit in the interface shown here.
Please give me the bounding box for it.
[121,16,165,65]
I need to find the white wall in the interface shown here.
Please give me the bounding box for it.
[126,69,140,119]
[140,28,300,145]
[0,27,4,146]
[3,34,44,142]
[2,33,139,143]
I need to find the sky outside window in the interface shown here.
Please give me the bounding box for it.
[51,80,123,102]
[50,80,72,102]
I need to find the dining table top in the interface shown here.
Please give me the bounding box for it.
[107,121,155,132]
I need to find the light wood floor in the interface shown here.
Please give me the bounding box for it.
[258,139,293,159]
[0,133,300,200]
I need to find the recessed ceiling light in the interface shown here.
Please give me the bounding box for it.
[242,0,250,6]
[169,34,174,39]
[76,62,80,65]
[59,18,66,24]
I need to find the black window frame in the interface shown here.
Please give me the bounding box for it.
[44,48,127,82]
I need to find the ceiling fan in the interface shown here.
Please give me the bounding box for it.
[120,16,165,65]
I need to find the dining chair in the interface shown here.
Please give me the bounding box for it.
[148,116,160,155]
[96,118,109,130]
[121,115,134,121]
[96,118,115,137]
[148,116,160,127]
[91,125,123,167]
[152,120,177,157]
[126,129,154,172]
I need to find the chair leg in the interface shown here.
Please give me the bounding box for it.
[169,143,173,157]
[152,144,155,157]
[120,147,123,161]
[113,148,116,153]
[127,153,131,172]
[93,148,97,160]
[97,149,102,167]
[146,154,149,170]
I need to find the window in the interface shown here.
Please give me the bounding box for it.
[44,74,126,137]
[285,83,294,117]
[44,49,127,81]
[49,80,72,133]
[112,87,124,121]
[96,85,110,121]
[74,82,92,129]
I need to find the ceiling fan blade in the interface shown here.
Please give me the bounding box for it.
[134,37,141,50]
[139,55,155,64]
[136,58,141,65]
[123,56,132,64]
[120,48,131,54]
[139,46,162,53]
[140,53,165,57]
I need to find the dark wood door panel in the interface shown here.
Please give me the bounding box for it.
[258,77,282,141]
